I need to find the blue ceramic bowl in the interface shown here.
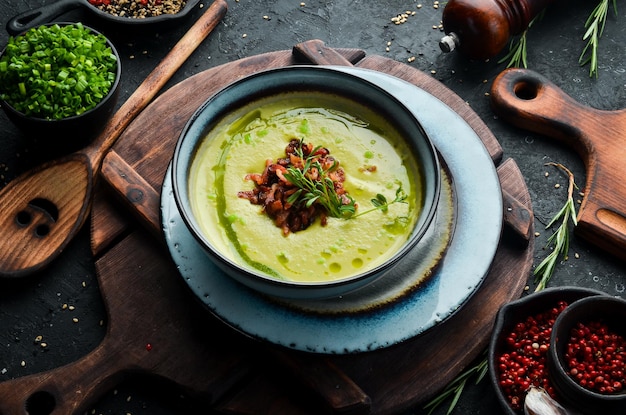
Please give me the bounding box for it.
[171,66,441,299]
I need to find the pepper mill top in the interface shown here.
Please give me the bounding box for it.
[439,0,556,60]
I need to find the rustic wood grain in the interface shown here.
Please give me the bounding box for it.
[491,68,626,262]
[0,0,228,277]
[0,43,534,415]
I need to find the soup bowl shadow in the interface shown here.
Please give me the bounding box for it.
[171,66,441,300]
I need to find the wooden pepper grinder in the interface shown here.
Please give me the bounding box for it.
[439,0,558,60]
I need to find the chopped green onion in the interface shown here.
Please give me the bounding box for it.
[0,23,117,120]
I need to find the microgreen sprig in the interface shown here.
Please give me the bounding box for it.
[283,141,357,218]
[283,140,407,219]
[579,0,618,78]
[533,162,578,292]
[352,185,408,218]
[423,351,489,415]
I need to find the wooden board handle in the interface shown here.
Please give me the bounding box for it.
[0,340,126,415]
[491,68,626,261]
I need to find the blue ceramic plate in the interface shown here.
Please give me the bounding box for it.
[161,67,503,354]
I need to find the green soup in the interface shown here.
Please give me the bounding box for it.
[189,93,424,282]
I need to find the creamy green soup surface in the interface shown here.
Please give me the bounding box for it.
[189,93,424,282]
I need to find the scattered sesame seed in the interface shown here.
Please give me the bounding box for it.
[430,70,436,74]
[575,252,580,259]
[62,303,68,310]
[300,2,305,6]
[545,172,549,177]
[242,33,247,38]
[21,361,26,367]
[263,15,269,20]
[534,232,540,237]
[484,92,490,96]
[40,342,48,348]
[407,56,416,62]
[34,335,43,343]
[554,183,561,189]
[69,305,75,311]
[73,318,79,323]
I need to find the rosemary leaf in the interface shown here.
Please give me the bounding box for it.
[579,0,618,78]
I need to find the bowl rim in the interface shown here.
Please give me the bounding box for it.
[0,21,121,122]
[548,295,626,400]
[170,65,441,295]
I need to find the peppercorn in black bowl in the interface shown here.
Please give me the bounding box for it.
[547,295,626,415]
[0,22,120,148]
[488,286,608,414]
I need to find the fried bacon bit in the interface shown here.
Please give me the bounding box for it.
[238,139,351,235]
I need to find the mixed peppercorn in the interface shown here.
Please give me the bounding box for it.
[496,301,568,413]
[565,320,626,394]
[88,0,186,18]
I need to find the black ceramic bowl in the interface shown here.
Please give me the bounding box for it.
[488,286,608,414]
[171,66,441,300]
[0,22,121,148]
[548,295,626,415]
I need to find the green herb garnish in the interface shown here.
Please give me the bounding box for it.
[0,23,118,119]
[352,185,408,218]
[283,141,357,218]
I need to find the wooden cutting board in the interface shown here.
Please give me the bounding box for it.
[491,68,626,263]
[0,42,535,415]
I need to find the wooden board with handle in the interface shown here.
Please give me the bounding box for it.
[491,68,626,262]
[0,42,535,415]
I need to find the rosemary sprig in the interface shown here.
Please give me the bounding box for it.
[498,14,542,69]
[579,0,618,78]
[423,351,489,415]
[423,163,578,414]
[533,163,578,292]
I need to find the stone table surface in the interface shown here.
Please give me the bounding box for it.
[0,0,624,414]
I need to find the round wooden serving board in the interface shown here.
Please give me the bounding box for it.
[0,41,534,415]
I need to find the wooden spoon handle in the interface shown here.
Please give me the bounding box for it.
[85,0,228,169]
